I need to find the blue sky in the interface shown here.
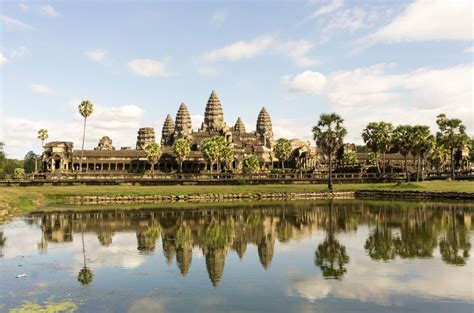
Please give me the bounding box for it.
[1,0,473,158]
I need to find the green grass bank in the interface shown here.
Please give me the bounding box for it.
[0,180,473,214]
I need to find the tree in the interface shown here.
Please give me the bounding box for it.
[411,125,434,181]
[436,114,469,179]
[144,142,161,178]
[0,142,5,174]
[273,138,292,169]
[23,151,37,173]
[312,113,347,192]
[78,218,93,285]
[172,138,191,173]
[78,100,94,172]
[201,136,221,173]
[37,129,48,148]
[220,141,234,171]
[14,167,25,179]
[393,125,413,181]
[243,154,260,173]
[342,150,358,166]
[362,122,393,176]
[428,144,447,176]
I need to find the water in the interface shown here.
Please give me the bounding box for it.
[0,200,473,313]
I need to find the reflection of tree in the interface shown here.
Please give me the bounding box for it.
[277,219,293,243]
[315,201,349,279]
[137,226,161,253]
[78,218,93,285]
[439,209,471,266]
[365,218,396,261]
[175,226,192,276]
[0,231,6,258]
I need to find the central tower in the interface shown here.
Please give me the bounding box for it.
[201,90,225,132]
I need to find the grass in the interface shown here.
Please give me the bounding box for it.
[0,180,472,213]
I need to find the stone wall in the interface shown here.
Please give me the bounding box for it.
[355,190,474,200]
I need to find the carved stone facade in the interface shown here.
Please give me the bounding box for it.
[136,127,155,150]
[95,136,115,151]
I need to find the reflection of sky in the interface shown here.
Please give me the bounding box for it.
[0,216,473,313]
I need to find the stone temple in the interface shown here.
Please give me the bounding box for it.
[41,90,316,175]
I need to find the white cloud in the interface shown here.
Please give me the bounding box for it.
[128,58,172,77]
[31,84,55,95]
[323,8,368,34]
[312,0,343,17]
[358,0,473,48]
[210,9,227,26]
[282,63,473,142]
[9,46,32,59]
[85,49,108,63]
[464,45,474,53]
[39,4,59,17]
[0,53,7,66]
[196,35,318,75]
[0,15,36,31]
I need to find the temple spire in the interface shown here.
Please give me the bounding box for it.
[202,90,225,132]
[256,107,273,148]
[175,103,192,140]
[234,117,246,133]
[161,114,175,146]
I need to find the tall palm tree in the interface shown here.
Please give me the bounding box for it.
[362,122,393,176]
[78,217,93,285]
[144,142,162,178]
[37,129,49,148]
[172,138,191,173]
[78,100,94,172]
[393,125,413,181]
[312,113,347,192]
[411,125,434,182]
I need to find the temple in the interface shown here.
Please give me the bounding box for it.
[40,90,316,176]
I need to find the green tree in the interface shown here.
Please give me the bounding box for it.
[342,150,358,166]
[436,114,469,179]
[144,142,161,178]
[273,138,292,169]
[312,113,347,192]
[172,138,191,173]
[220,141,234,171]
[37,129,48,148]
[362,122,394,176]
[201,136,221,173]
[78,100,94,172]
[14,167,25,179]
[439,209,471,266]
[23,151,37,173]
[393,125,413,181]
[411,125,434,181]
[243,154,260,173]
[0,142,5,175]
[428,143,447,175]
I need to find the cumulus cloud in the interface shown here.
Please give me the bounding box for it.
[31,84,55,95]
[282,63,473,142]
[0,15,36,31]
[357,0,473,49]
[196,35,318,75]
[311,0,343,17]
[85,49,108,63]
[128,58,172,77]
[0,52,7,66]
[39,4,59,17]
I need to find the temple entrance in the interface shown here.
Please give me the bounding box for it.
[54,156,61,171]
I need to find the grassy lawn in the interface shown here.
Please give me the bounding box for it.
[0,180,472,213]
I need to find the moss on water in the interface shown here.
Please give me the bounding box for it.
[9,299,77,313]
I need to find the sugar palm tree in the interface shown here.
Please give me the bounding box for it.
[273,138,292,170]
[393,125,413,181]
[362,122,393,176]
[78,218,93,285]
[78,100,94,172]
[172,138,191,173]
[312,113,347,192]
[411,125,434,181]
[37,129,49,148]
[144,142,161,178]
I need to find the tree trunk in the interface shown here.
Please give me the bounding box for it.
[382,151,386,177]
[421,157,425,181]
[151,163,154,178]
[80,118,87,172]
[179,160,183,173]
[404,154,409,182]
[450,148,455,180]
[416,155,420,182]
[328,154,333,192]
[281,160,284,170]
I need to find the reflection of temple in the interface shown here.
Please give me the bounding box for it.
[32,202,473,286]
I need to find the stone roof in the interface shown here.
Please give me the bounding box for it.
[256,107,273,138]
[161,114,175,146]
[175,103,192,138]
[202,90,225,131]
[234,117,246,133]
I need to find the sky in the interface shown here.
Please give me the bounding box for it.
[1,0,473,159]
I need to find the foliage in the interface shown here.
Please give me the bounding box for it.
[342,151,358,166]
[37,129,49,147]
[428,144,447,174]
[219,140,234,170]
[77,266,93,285]
[312,113,347,191]
[273,138,292,168]
[14,167,26,179]
[315,238,349,279]
[144,142,162,175]
[23,151,38,173]
[392,125,413,157]
[172,138,191,172]
[78,100,94,118]
[367,152,380,167]
[200,136,223,172]
[242,154,260,173]
[362,122,394,174]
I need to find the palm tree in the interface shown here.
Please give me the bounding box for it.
[411,125,434,181]
[78,100,94,172]
[172,138,191,173]
[273,138,292,170]
[37,129,49,148]
[144,142,161,178]
[393,125,413,181]
[312,113,347,192]
[362,122,393,176]
[436,114,469,179]
[78,218,93,285]
[428,144,447,176]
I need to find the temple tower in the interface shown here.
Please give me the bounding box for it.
[202,90,225,132]
[234,117,246,134]
[161,114,175,146]
[174,103,192,140]
[256,107,273,148]
[136,127,155,150]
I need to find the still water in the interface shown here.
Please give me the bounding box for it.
[0,200,473,313]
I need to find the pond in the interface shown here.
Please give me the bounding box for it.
[0,200,472,312]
